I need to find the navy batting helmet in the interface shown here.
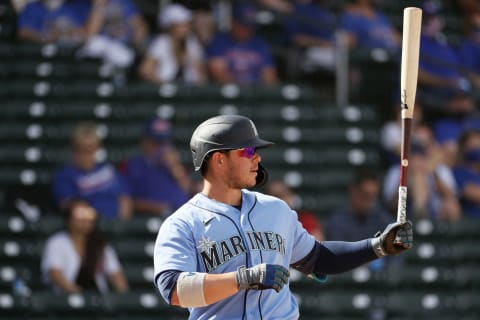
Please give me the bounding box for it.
[190,115,273,187]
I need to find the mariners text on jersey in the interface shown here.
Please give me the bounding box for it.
[198,231,286,273]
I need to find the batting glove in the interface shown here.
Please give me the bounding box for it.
[235,263,289,293]
[371,221,413,257]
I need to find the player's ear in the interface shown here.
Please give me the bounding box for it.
[211,151,226,167]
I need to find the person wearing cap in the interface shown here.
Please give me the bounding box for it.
[41,200,129,294]
[153,115,413,319]
[206,1,278,85]
[121,118,191,217]
[52,122,132,220]
[138,3,206,85]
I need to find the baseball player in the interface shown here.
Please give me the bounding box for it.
[153,115,413,319]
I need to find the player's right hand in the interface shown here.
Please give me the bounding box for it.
[235,264,289,293]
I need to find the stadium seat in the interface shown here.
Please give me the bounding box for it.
[385,291,479,318]
[0,239,43,262]
[100,216,162,239]
[110,239,154,262]
[122,264,154,290]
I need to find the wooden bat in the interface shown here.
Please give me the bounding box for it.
[398,7,422,224]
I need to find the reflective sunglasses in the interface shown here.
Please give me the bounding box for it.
[238,146,257,159]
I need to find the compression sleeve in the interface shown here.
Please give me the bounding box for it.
[291,239,378,276]
[155,270,181,304]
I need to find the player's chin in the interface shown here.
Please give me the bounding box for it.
[245,171,257,187]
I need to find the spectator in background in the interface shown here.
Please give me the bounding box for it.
[41,201,129,293]
[17,0,89,45]
[384,124,461,222]
[453,129,480,218]
[327,169,391,241]
[432,115,480,169]
[174,0,216,47]
[417,0,474,114]
[52,122,132,219]
[265,180,324,241]
[138,4,206,85]
[120,118,191,217]
[284,0,337,73]
[457,12,480,90]
[339,0,400,52]
[327,168,396,269]
[79,0,148,68]
[206,1,278,85]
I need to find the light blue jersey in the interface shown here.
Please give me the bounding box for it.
[153,189,316,320]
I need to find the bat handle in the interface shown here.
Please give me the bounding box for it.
[397,186,407,223]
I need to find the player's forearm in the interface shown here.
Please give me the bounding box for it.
[292,240,378,276]
[204,272,238,304]
[170,272,238,307]
[315,240,378,274]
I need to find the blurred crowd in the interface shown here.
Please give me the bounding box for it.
[8,0,479,90]
[4,0,480,294]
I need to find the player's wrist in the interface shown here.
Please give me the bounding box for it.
[235,266,250,290]
[370,237,387,257]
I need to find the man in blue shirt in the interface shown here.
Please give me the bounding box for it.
[206,1,278,85]
[121,118,191,217]
[17,0,89,45]
[52,122,132,219]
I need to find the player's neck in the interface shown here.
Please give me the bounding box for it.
[202,180,242,206]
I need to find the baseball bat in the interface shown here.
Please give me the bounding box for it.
[397,7,422,224]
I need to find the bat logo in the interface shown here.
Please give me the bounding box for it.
[401,90,408,110]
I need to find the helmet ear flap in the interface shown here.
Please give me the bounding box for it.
[255,163,269,188]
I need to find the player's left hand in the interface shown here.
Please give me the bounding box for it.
[373,221,413,256]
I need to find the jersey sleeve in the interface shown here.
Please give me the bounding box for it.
[290,210,316,264]
[153,215,197,278]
